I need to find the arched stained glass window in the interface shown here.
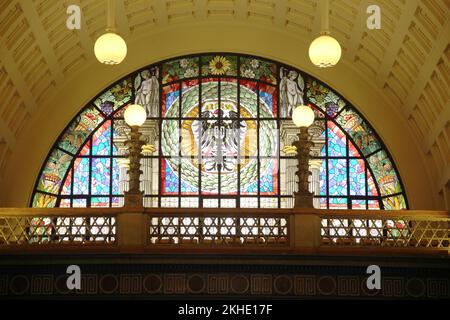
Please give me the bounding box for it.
[31,53,408,210]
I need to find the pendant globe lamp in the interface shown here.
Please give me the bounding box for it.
[94,0,127,65]
[309,0,342,68]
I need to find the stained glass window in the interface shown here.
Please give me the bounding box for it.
[31,54,408,210]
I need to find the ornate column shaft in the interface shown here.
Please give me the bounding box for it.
[124,126,145,207]
[293,127,314,208]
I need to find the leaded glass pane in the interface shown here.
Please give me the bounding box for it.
[31,53,407,210]
[94,78,133,115]
[202,55,237,77]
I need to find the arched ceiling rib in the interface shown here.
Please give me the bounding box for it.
[0,0,449,206]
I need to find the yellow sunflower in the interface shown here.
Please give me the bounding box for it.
[209,56,231,75]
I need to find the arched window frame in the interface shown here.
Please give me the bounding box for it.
[31,53,408,210]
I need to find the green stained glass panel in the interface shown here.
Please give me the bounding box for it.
[37,149,72,194]
[58,106,104,155]
[306,78,345,117]
[240,57,277,84]
[162,57,199,84]
[201,55,237,77]
[161,120,179,156]
[94,78,133,115]
[201,79,219,113]
[32,193,57,208]
[259,120,278,157]
[239,80,257,118]
[367,150,402,196]
[383,195,407,210]
[220,78,238,106]
[336,108,381,156]
[181,79,199,117]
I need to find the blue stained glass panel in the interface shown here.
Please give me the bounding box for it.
[320,146,326,156]
[73,158,89,195]
[91,158,111,195]
[73,199,87,208]
[327,122,346,157]
[92,121,111,155]
[91,197,109,207]
[329,197,348,209]
[163,83,180,117]
[240,158,258,195]
[112,143,118,156]
[328,159,347,196]
[319,160,327,195]
[163,160,179,194]
[259,83,277,117]
[259,159,277,194]
[180,165,199,194]
[243,181,258,194]
[260,174,274,193]
[166,91,179,112]
[112,197,120,207]
[349,159,366,196]
[352,200,366,210]
[112,158,120,195]
[260,91,272,111]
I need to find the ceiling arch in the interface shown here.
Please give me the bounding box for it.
[0,0,448,209]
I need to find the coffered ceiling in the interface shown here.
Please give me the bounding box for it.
[0,0,449,205]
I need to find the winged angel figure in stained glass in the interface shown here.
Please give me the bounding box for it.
[192,107,247,173]
[135,67,160,117]
[279,67,305,117]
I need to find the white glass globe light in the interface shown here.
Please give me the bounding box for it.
[124,104,146,127]
[309,34,342,68]
[94,32,127,65]
[292,105,315,127]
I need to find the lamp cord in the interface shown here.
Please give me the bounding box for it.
[320,0,330,35]
[106,0,116,32]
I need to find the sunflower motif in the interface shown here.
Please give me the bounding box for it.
[209,56,231,75]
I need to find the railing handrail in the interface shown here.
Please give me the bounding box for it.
[0,207,128,217]
[315,210,450,219]
[0,207,448,253]
[0,207,448,219]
